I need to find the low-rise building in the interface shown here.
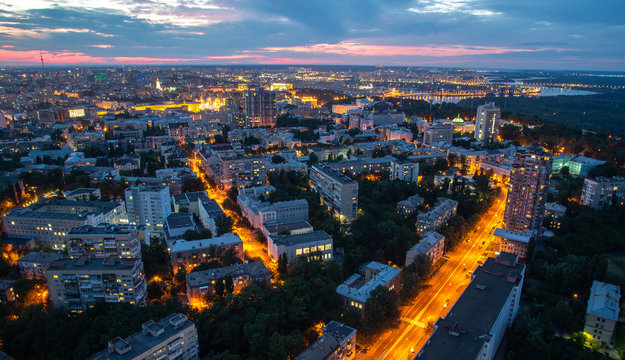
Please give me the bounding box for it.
[87,313,199,360]
[584,281,620,346]
[396,194,424,216]
[18,251,68,279]
[294,321,356,360]
[268,230,333,263]
[170,233,244,271]
[0,280,16,304]
[186,262,271,302]
[414,252,525,360]
[581,177,625,209]
[422,121,454,146]
[552,154,605,177]
[416,198,458,234]
[310,165,358,223]
[544,202,567,230]
[46,255,147,311]
[64,188,101,201]
[494,228,532,262]
[405,231,445,267]
[336,261,402,317]
[165,213,197,241]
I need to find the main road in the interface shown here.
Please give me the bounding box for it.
[359,188,508,360]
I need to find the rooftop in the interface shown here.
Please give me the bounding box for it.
[312,165,357,185]
[87,313,195,360]
[271,230,332,247]
[408,231,445,256]
[416,253,524,360]
[170,233,243,253]
[587,280,620,321]
[67,224,137,236]
[18,251,67,264]
[294,321,356,360]
[493,228,532,244]
[48,256,141,272]
[186,262,270,287]
[336,261,402,303]
[166,212,196,230]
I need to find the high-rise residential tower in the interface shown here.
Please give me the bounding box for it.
[475,102,501,142]
[125,185,172,241]
[503,148,552,233]
[245,89,276,127]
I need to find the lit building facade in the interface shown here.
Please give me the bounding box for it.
[310,165,358,223]
[125,185,172,240]
[474,102,501,142]
[503,149,551,233]
[245,89,276,127]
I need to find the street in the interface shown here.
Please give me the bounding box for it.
[359,188,508,360]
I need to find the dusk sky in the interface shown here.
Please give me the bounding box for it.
[1,0,624,70]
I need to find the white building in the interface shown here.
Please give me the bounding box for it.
[125,185,172,241]
[475,102,501,142]
[390,161,420,183]
[584,281,621,345]
[88,314,199,360]
[267,230,333,263]
[581,177,625,209]
[422,121,454,146]
[416,198,458,234]
[405,231,445,267]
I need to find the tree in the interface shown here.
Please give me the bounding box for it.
[182,178,204,193]
[278,253,288,274]
[271,155,286,164]
[215,214,234,235]
[307,152,319,166]
[364,286,401,334]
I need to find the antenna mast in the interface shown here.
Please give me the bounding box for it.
[40,50,44,70]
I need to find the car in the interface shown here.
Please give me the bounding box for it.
[466,238,471,242]
[482,241,486,245]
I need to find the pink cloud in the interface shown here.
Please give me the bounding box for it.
[262,41,558,57]
[88,44,114,48]
[0,49,200,64]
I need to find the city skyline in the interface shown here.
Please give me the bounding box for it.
[1,0,624,70]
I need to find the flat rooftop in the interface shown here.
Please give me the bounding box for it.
[48,256,141,272]
[186,262,270,287]
[18,251,67,264]
[170,233,242,253]
[271,230,332,247]
[313,165,357,185]
[336,261,402,303]
[166,212,195,230]
[493,228,531,244]
[416,254,525,360]
[587,280,620,321]
[87,313,195,360]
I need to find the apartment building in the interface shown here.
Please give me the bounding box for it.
[474,102,501,142]
[2,198,124,250]
[294,321,356,360]
[186,262,271,301]
[66,225,144,260]
[415,198,458,234]
[336,261,402,317]
[494,228,532,262]
[581,176,625,209]
[46,255,147,311]
[170,233,244,271]
[310,165,358,223]
[422,121,454,145]
[88,313,199,360]
[18,251,68,279]
[503,149,552,232]
[405,231,445,267]
[544,202,567,230]
[326,156,396,177]
[552,154,605,177]
[268,230,333,263]
[390,160,420,183]
[415,252,525,360]
[238,191,308,230]
[396,194,424,216]
[584,281,620,346]
[125,184,172,240]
